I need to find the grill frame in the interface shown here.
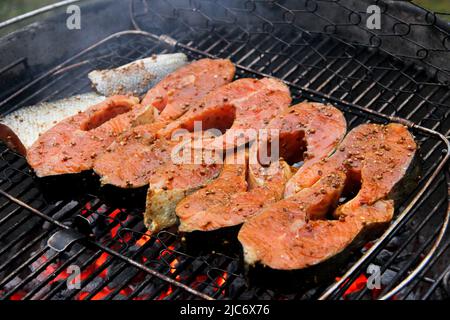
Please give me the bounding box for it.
[0,0,449,301]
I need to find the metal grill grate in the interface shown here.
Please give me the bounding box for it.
[0,0,449,300]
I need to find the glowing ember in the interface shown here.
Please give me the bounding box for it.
[136,230,152,247]
[9,291,27,301]
[157,286,173,300]
[160,245,176,257]
[215,272,228,288]
[336,274,368,298]
[81,202,92,215]
[193,275,208,288]
[169,258,179,273]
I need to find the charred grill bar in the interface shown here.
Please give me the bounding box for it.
[0,0,449,300]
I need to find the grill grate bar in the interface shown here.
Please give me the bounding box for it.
[151,30,450,300]
[43,218,142,300]
[1,20,449,299]
[422,241,450,299]
[354,195,447,299]
[79,231,161,300]
[381,218,447,298]
[2,249,60,300]
[0,187,214,300]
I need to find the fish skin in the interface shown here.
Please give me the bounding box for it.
[26,95,151,177]
[88,53,188,97]
[144,141,224,232]
[176,101,346,232]
[0,93,106,155]
[238,123,418,270]
[0,54,188,156]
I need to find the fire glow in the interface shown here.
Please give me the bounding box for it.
[336,273,384,299]
[3,201,230,301]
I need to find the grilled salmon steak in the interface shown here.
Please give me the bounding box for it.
[94,77,290,189]
[160,78,292,149]
[147,148,246,232]
[143,78,291,232]
[108,58,237,149]
[239,123,419,270]
[176,102,346,232]
[27,95,144,177]
[176,148,250,232]
[141,58,235,122]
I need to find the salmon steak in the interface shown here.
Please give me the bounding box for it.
[27,95,147,177]
[176,148,251,232]
[176,102,346,232]
[94,77,290,189]
[104,58,237,150]
[141,58,235,122]
[160,77,292,150]
[142,78,291,232]
[145,147,243,232]
[238,123,419,270]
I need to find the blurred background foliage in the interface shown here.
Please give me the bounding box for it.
[0,0,449,25]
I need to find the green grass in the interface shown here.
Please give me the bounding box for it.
[414,0,450,13]
[0,0,60,22]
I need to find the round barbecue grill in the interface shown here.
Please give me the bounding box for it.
[0,0,449,300]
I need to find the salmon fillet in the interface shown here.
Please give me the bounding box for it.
[176,148,250,232]
[239,123,418,270]
[176,101,346,232]
[27,95,144,177]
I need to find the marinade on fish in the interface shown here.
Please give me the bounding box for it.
[141,78,292,232]
[160,77,292,150]
[143,143,235,232]
[94,76,289,189]
[93,58,236,188]
[238,123,419,270]
[176,102,346,232]
[27,95,146,177]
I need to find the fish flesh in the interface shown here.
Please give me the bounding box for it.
[0,93,106,156]
[238,123,419,270]
[176,101,346,232]
[26,95,151,177]
[160,77,292,150]
[144,144,232,232]
[94,76,289,189]
[142,78,291,232]
[176,148,250,232]
[238,171,347,270]
[88,53,188,97]
[93,58,236,188]
[142,58,235,122]
[1,54,189,157]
